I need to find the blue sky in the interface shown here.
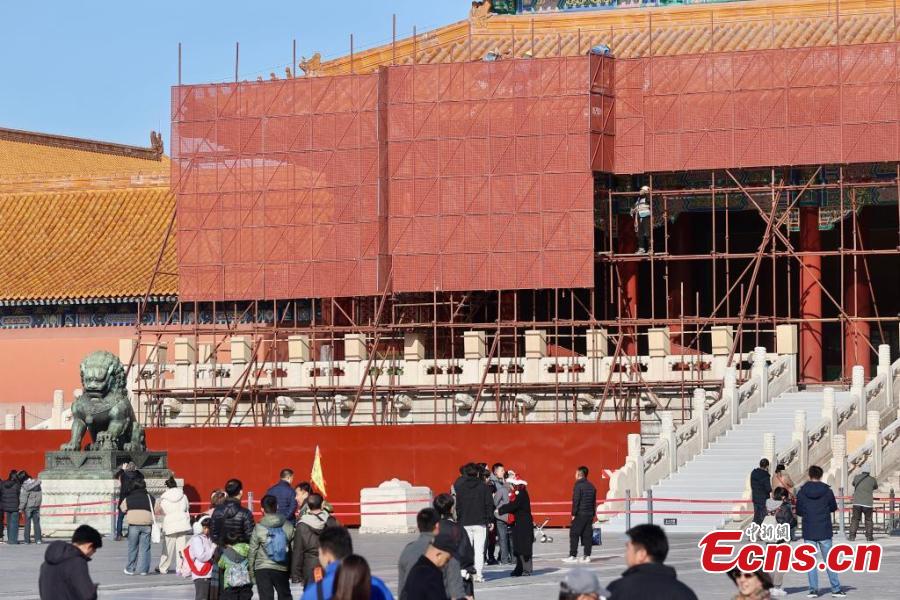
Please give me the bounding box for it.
[0,1,469,148]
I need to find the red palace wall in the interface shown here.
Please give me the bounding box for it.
[172,55,609,301]
[0,421,636,524]
[0,327,129,423]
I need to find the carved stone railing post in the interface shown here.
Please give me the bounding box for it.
[753,347,769,407]
[724,366,739,426]
[832,434,848,492]
[660,412,676,473]
[693,388,708,450]
[51,389,65,429]
[793,409,808,473]
[763,432,776,467]
[877,345,893,411]
[823,387,836,447]
[628,433,644,493]
[851,365,865,428]
[867,409,882,476]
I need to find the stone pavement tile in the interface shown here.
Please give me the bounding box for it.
[2,532,899,599]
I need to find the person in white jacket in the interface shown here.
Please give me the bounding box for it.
[156,476,193,574]
[182,516,215,599]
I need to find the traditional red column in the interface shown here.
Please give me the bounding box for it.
[618,214,638,355]
[668,213,694,349]
[798,207,823,382]
[844,211,872,378]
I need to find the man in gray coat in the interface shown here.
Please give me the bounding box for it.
[849,463,878,542]
[18,471,42,544]
[489,463,513,565]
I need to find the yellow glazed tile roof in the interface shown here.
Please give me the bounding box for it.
[0,138,169,180]
[0,127,175,302]
[308,0,896,75]
[0,186,177,303]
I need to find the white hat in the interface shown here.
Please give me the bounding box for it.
[640,185,650,193]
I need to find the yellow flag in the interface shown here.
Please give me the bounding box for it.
[310,445,328,497]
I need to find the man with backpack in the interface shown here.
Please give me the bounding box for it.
[291,493,337,588]
[249,495,294,600]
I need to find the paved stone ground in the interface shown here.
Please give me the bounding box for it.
[2,531,899,599]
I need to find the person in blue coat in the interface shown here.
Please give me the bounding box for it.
[265,469,298,523]
[795,465,844,598]
[301,526,394,600]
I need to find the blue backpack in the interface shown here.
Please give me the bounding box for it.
[264,526,288,564]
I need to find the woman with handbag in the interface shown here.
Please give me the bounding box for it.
[157,476,193,574]
[120,473,155,575]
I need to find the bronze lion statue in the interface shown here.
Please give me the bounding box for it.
[60,350,145,452]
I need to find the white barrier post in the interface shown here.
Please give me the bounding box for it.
[724,366,739,426]
[693,388,708,450]
[823,387,837,447]
[851,365,865,428]
[877,345,892,409]
[628,434,644,494]
[660,412,677,473]
[753,347,769,407]
[793,409,808,473]
[868,409,883,476]
[763,432,776,467]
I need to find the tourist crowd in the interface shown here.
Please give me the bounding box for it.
[748,457,871,598]
[28,456,874,600]
[0,469,43,545]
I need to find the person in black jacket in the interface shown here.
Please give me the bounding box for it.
[1,469,22,544]
[403,523,460,600]
[210,478,255,546]
[606,524,698,600]
[749,458,773,525]
[38,524,103,600]
[564,466,596,563]
[113,463,138,540]
[497,475,534,577]
[452,463,494,582]
[795,465,843,597]
[433,492,474,599]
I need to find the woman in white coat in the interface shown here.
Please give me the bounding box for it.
[155,476,193,574]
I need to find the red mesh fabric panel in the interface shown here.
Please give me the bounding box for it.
[385,55,599,292]
[614,41,900,173]
[173,56,607,299]
[173,75,384,301]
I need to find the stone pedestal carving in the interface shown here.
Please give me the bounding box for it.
[40,450,173,538]
[359,479,432,534]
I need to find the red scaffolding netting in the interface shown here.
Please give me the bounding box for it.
[172,55,608,300]
[386,55,604,293]
[172,73,385,301]
[615,42,900,173]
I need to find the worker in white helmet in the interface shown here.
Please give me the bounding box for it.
[631,185,651,254]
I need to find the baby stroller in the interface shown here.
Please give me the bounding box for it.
[534,518,553,543]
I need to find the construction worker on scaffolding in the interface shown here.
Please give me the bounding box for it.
[631,186,651,254]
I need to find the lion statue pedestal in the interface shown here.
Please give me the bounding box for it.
[39,350,174,538]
